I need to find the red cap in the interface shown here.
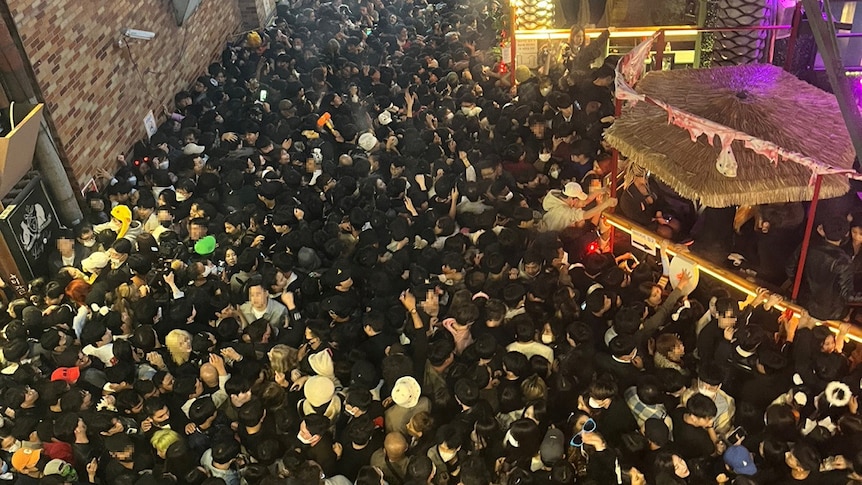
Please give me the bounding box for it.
[51,367,80,384]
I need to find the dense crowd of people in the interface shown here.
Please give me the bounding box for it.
[3,0,862,484]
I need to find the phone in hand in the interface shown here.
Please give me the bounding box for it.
[725,426,747,446]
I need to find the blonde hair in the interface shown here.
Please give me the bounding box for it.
[268,344,299,374]
[165,329,192,366]
[150,429,181,454]
[521,375,547,402]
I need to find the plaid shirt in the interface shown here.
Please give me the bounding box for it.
[624,386,670,429]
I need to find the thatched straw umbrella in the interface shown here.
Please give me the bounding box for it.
[605,64,855,208]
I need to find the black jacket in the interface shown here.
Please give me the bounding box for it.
[786,242,853,320]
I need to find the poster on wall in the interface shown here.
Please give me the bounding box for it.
[0,176,61,280]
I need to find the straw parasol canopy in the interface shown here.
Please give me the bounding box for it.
[605,64,855,207]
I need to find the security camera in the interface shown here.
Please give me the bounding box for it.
[123,29,156,41]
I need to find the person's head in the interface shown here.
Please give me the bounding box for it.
[298,414,330,446]
[819,216,850,243]
[383,431,408,460]
[345,414,375,446]
[238,398,266,428]
[684,393,717,428]
[406,455,435,482]
[189,396,217,428]
[165,329,193,365]
[150,429,182,459]
[267,344,298,374]
[568,25,585,47]
[785,441,821,474]
[655,451,690,479]
[655,333,684,363]
[765,403,799,442]
[713,298,738,329]
[635,375,663,406]
[619,466,646,485]
[144,396,171,426]
[225,376,252,408]
[587,374,619,410]
[812,325,837,354]
[211,438,240,467]
[505,418,542,458]
[406,411,433,439]
[245,281,268,312]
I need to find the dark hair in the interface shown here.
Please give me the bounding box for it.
[822,216,850,241]
[345,414,375,445]
[790,441,821,472]
[407,455,434,481]
[189,396,216,426]
[144,396,168,418]
[303,414,330,437]
[454,378,480,407]
[238,398,266,427]
[765,404,799,442]
[502,351,530,378]
[635,375,662,406]
[211,438,240,464]
[588,375,618,400]
[686,393,718,420]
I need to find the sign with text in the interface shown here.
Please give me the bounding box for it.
[515,38,539,68]
[630,227,657,256]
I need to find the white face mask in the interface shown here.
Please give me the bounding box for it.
[345,406,357,417]
[5,441,20,453]
[501,191,514,201]
[445,112,455,121]
[159,161,170,170]
[82,239,96,248]
[110,257,122,270]
[588,397,606,409]
[539,153,551,162]
[297,433,313,445]
[175,192,188,202]
[541,334,553,344]
[549,169,560,179]
[202,265,213,277]
[698,383,718,398]
[439,448,457,462]
[127,176,138,186]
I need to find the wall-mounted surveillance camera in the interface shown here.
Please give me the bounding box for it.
[123,29,156,41]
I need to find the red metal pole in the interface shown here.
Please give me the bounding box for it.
[791,173,823,301]
[784,2,803,72]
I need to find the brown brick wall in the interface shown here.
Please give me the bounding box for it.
[240,0,276,31]
[6,0,243,185]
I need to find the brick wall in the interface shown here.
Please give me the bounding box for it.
[6,0,243,185]
[239,0,275,31]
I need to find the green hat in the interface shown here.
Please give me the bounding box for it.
[194,235,216,256]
